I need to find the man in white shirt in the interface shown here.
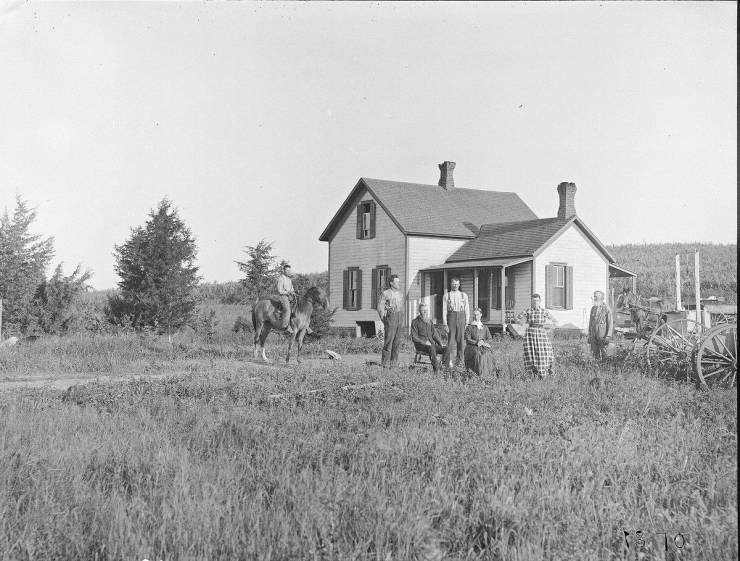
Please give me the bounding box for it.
[442,276,470,368]
[376,274,404,368]
[277,264,295,334]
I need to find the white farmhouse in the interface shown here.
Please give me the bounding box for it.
[319,161,635,336]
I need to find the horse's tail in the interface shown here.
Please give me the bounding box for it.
[251,299,258,332]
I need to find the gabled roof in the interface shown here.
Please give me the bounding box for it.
[318,178,537,241]
[446,216,615,263]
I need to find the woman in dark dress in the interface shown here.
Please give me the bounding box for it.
[464,308,496,376]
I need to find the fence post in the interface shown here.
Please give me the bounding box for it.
[0,298,3,341]
[675,254,682,310]
[694,250,701,325]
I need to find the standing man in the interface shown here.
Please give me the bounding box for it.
[411,303,444,373]
[376,274,404,369]
[277,264,295,334]
[442,276,470,368]
[588,290,613,360]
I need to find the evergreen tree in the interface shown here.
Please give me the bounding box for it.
[106,199,200,334]
[25,264,92,335]
[0,197,55,335]
[235,239,278,298]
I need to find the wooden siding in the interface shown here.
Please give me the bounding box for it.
[328,186,406,329]
[510,261,532,317]
[407,236,467,322]
[534,224,608,329]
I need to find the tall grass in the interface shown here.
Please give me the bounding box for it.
[0,336,736,560]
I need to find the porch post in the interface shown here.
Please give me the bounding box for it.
[631,276,636,293]
[500,266,506,323]
[473,268,479,310]
[489,269,494,318]
[444,269,448,292]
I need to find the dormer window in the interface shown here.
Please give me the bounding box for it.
[356,200,376,240]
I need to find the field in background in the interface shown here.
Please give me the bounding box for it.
[608,243,737,303]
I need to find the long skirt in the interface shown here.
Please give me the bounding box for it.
[523,326,553,376]
[464,345,496,376]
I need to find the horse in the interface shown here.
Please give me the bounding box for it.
[616,287,674,337]
[251,286,329,363]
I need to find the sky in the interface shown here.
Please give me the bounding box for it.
[0,1,736,290]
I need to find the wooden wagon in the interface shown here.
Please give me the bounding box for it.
[617,300,736,389]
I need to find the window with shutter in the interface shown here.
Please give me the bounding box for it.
[343,268,362,310]
[547,264,567,309]
[356,201,376,240]
[371,265,390,309]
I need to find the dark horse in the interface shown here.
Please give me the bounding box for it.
[616,287,674,337]
[251,286,329,363]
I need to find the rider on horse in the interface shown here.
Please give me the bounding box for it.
[277,264,296,334]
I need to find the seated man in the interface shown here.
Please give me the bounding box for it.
[410,303,446,373]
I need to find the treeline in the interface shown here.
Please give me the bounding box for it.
[608,242,737,303]
[0,197,335,339]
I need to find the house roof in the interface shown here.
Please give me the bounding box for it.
[445,216,615,263]
[318,178,537,241]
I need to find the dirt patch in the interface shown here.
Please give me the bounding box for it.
[0,352,387,391]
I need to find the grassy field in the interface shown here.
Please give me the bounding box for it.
[607,243,737,304]
[0,332,736,561]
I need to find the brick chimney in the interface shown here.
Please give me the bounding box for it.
[438,161,456,190]
[557,182,577,219]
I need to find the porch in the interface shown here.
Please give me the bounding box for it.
[418,257,533,328]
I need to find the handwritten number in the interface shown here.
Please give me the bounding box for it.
[656,532,667,551]
[623,530,630,548]
[674,534,686,549]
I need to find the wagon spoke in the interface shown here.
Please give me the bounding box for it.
[700,358,731,367]
[664,324,694,347]
[714,335,736,361]
[702,347,731,361]
[701,367,722,379]
[718,370,733,384]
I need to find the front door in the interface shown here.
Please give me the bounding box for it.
[429,272,445,323]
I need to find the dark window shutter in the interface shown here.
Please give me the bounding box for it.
[369,202,376,239]
[356,269,363,310]
[371,268,378,309]
[343,270,349,309]
[545,265,553,308]
[356,205,362,239]
[565,266,574,310]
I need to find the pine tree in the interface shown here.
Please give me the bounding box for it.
[235,239,278,299]
[0,197,55,335]
[106,199,200,335]
[26,264,92,335]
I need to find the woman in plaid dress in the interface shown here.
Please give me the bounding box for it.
[516,294,558,377]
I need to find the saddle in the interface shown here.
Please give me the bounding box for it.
[268,293,297,317]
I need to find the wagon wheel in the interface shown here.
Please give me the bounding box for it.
[646,319,705,380]
[695,323,737,389]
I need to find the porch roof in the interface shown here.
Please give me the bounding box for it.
[609,263,637,278]
[420,256,533,271]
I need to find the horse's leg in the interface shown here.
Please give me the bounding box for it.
[253,321,262,359]
[296,329,307,364]
[261,325,272,362]
[286,330,296,364]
